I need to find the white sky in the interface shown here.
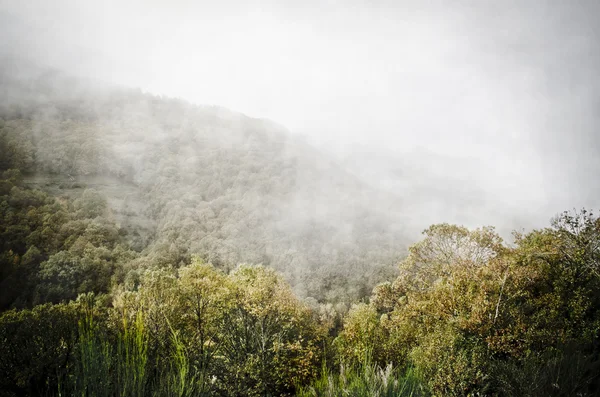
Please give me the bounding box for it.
[2,0,599,233]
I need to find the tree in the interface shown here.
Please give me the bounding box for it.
[214,264,323,396]
[397,223,505,291]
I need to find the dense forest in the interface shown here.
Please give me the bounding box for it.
[1,59,408,305]
[1,64,600,396]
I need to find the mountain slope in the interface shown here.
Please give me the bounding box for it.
[0,60,408,302]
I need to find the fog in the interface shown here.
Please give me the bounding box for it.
[2,0,600,237]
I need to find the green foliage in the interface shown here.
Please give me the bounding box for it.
[0,84,408,304]
[73,189,108,219]
[0,302,80,395]
[0,171,136,309]
[334,303,383,366]
[109,260,325,396]
[3,212,600,396]
[117,312,148,397]
[408,327,489,396]
[37,250,114,303]
[397,223,505,292]
[66,312,114,397]
[336,214,600,395]
[0,120,34,172]
[298,357,427,397]
[214,264,324,396]
[488,344,600,397]
[3,92,600,396]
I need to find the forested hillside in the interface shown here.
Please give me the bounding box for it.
[2,62,600,397]
[0,60,406,305]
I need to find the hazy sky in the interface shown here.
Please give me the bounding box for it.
[1,0,599,233]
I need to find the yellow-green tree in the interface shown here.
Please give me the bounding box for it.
[215,264,324,396]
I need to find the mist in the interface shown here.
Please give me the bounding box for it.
[3,4,600,393]
[2,0,600,237]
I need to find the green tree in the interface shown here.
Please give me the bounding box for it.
[215,264,324,396]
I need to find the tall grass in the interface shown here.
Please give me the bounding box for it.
[116,312,147,397]
[58,309,213,397]
[298,356,428,397]
[50,310,600,396]
[488,345,600,397]
[58,315,113,397]
[151,318,211,397]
